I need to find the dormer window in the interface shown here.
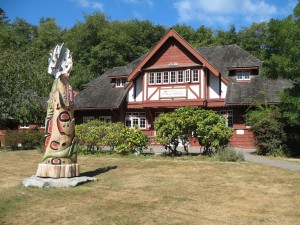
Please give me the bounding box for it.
[236,70,251,81]
[116,78,126,87]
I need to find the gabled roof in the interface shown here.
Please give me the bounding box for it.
[197,44,262,81]
[226,76,293,105]
[128,28,222,82]
[75,30,290,110]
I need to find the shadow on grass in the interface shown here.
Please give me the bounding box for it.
[80,166,117,177]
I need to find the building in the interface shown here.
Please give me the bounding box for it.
[74,29,293,149]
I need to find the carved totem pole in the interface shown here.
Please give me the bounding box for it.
[36,44,79,178]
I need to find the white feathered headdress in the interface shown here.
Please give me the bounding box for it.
[48,43,73,78]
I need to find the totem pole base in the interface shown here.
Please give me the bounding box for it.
[36,163,80,178]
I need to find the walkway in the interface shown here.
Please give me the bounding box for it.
[235,148,300,171]
[147,146,300,171]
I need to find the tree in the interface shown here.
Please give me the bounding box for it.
[0,48,46,125]
[262,2,300,126]
[214,25,239,46]
[194,25,214,48]
[154,112,182,155]
[33,17,64,50]
[172,24,196,44]
[238,22,268,60]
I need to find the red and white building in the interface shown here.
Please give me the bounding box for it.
[75,29,292,149]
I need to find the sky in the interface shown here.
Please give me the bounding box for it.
[1,0,298,30]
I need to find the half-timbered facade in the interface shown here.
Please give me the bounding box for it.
[75,29,293,148]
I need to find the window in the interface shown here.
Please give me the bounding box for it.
[140,118,146,129]
[178,71,183,83]
[149,73,155,84]
[227,110,233,128]
[155,112,162,117]
[147,69,201,85]
[125,118,131,127]
[192,70,199,82]
[170,71,176,83]
[20,123,30,129]
[156,72,162,84]
[236,70,251,81]
[218,110,233,128]
[116,78,126,87]
[244,71,250,80]
[163,72,169,84]
[125,112,147,129]
[154,112,163,136]
[99,116,111,122]
[237,71,243,80]
[83,116,94,123]
[185,69,190,82]
[132,118,139,127]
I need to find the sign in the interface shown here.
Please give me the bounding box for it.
[160,88,187,99]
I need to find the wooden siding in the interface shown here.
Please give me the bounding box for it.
[145,38,201,69]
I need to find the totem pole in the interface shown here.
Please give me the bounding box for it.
[36,44,79,178]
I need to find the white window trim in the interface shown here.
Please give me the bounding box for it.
[83,116,95,123]
[178,70,184,83]
[125,112,147,129]
[163,72,169,84]
[99,116,111,122]
[149,72,155,85]
[185,69,190,83]
[244,71,250,80]
[19,124,30,129]
[236,70,251,81]
[156,72,162,84]
[116,78,126,87]
[170,71,176,84]
[218,110,233,128]
[192,69,199,82]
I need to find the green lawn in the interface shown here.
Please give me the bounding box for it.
[0,150,299,225]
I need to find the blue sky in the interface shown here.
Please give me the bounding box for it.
[1,0,298,30]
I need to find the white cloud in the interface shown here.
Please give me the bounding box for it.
[70,0,104,10]
[174,0,278,28]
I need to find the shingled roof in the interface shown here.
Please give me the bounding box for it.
[75,70,124,109]
[75,42,292,109]
[75,54,146,109]
[197,44,262,81]
[226,76,293,105]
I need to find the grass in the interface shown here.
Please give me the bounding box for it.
[0,150,300,225]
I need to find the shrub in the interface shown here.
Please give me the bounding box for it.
[4,130,44,150]
[4,130,20,150]
[75,120,150,155]
[195,110,233,155]
[75,120,108,153]
[154,107,233,156]
[215,148,244,162]
[21,130,44,150]
[246,105,289,156]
